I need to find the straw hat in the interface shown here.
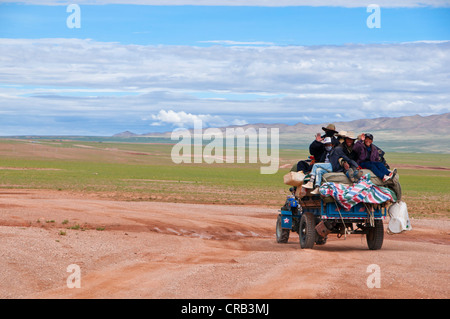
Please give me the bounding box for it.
[345,131,357,140]
[322,124,338,134]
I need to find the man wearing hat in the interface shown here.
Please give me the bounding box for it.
[336,131,358,161]
[336,131,361,182]
[336,130,348,144]
[309,123,340,161]
[353,133,396,182]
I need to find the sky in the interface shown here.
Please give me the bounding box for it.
[0,0,449,135]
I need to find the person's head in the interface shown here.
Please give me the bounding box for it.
[344,131,356,147]
[337,131,347,143]
[323,137,333,151]
[345,137,355,147]
[322,124,338,137]
[364,133,373,147]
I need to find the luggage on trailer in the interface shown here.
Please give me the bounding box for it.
[319,173,397,211]
[323,169,382,185]
[283,171,306,186]
[322,169,402,200]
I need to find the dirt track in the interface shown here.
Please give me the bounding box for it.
[0,189,448,299]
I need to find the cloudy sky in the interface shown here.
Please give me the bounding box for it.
[0,1,449,135]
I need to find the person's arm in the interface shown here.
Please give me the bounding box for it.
[352,139,363,154]
[358,133,365,141]
[369,144,380,162]
[337,148,358,170]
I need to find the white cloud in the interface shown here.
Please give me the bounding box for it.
[151,109,229,128]
[3,0,450,8]
[198,40,275,46]
[387,100,414,110]
[0,38,449,134]
[232,119,249,125]
[150,109,249,129]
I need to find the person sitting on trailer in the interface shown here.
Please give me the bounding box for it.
[336,131,358,161]
[291,155,315,174]
[336,130,348,145]
[353,133,397,182]
[303,137,359,195]
[309,124,340,161]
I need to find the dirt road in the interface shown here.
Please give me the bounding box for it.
[0,189,448,299]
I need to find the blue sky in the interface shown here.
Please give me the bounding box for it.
[1,4,449,46]
[0,1,449,135]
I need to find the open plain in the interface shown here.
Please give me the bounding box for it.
[0,139,449,299]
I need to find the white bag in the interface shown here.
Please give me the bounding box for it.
[283,171,305,186]
[387,201,412,234]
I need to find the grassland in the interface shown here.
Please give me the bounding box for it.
[0,138,448,218]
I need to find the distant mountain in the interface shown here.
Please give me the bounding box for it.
[112,131,140,138]
[332,113,450,135]
[226,112,450,135]
[113,112,450,153]
[114,113,449,137]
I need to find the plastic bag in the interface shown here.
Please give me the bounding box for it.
[387,201,412,234]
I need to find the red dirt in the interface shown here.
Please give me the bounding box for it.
[0,189,448,299]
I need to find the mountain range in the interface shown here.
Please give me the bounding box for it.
[115,112,450,136]
[114,112,450,153]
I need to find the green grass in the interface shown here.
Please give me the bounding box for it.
[0,138,448,217]
[398,169,450,194]
[386,153,450,168]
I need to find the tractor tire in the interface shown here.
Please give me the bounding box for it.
[299,213,316,249]
[276,215,290,243]
[366,219,384,250]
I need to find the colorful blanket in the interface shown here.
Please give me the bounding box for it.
[319,173,396,211]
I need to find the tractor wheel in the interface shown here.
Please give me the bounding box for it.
[299,213,316,249]
[366,220,384,250]
[276,215,290,243]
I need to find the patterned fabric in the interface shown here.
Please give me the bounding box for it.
[319,173,396,211]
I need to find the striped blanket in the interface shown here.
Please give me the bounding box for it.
[319,173,396,211]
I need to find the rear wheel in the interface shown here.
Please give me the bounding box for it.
[366,220,384,250]
[299,213,316,249]
[276,215,290,243]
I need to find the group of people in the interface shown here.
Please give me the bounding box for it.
[295,123,397,195]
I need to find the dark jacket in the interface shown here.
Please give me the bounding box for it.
[319,147,358,173]
[291,159,313,173]
[377,146,390,169]
[309,136,339,161]
[353,140,380,165]
[336,142,358,162]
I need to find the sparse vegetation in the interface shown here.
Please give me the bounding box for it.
[0,138,448,218]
